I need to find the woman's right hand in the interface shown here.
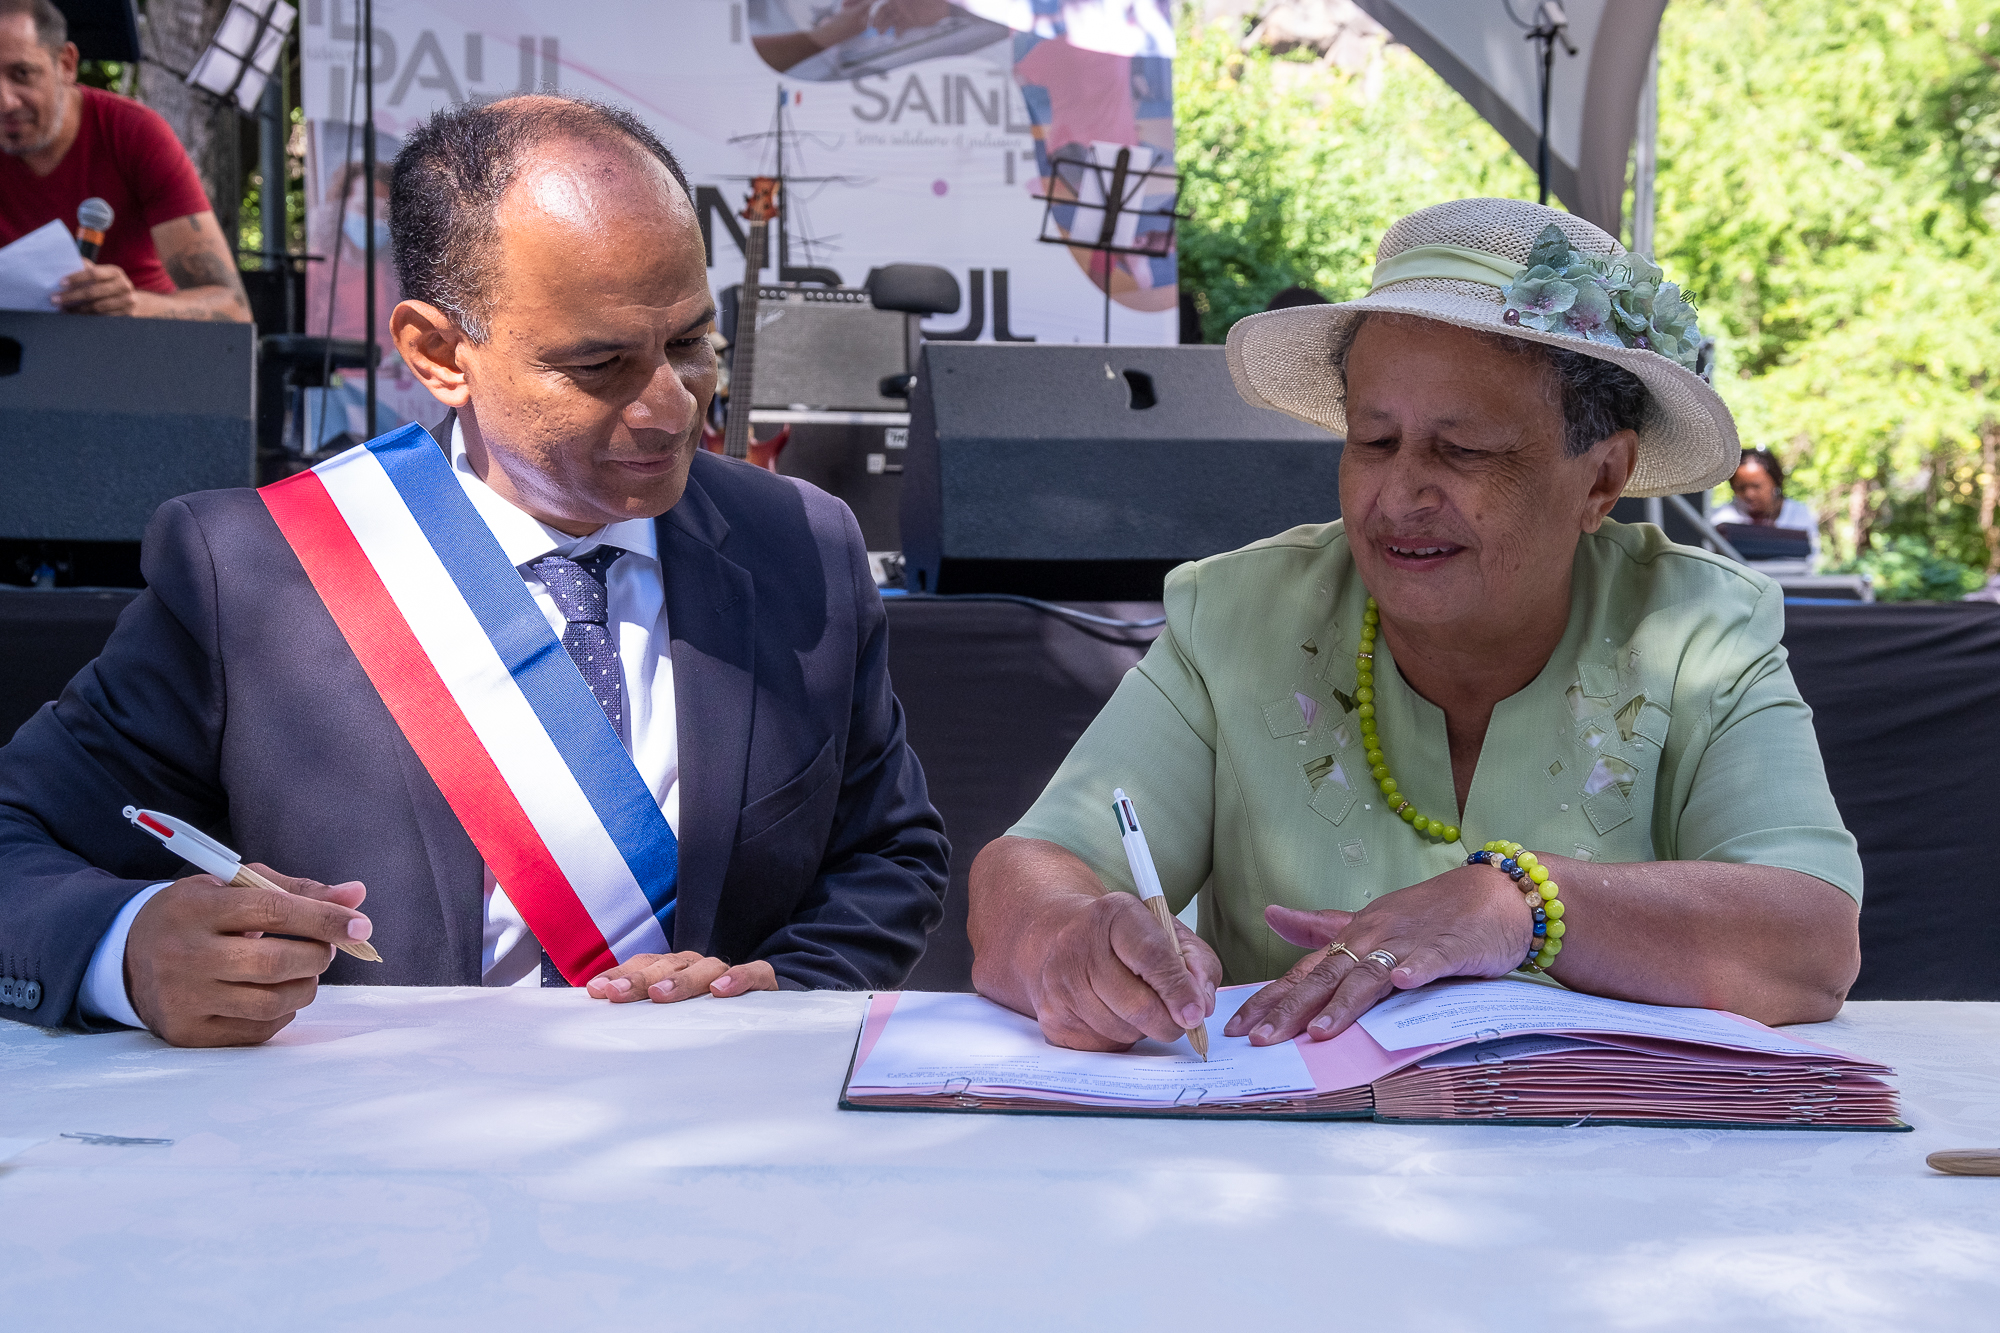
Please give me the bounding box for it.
[969,836,1222,1052]
[1021,889,1223,1051]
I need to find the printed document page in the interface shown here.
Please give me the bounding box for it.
[0,218,86,313]
[850,987,1316,1104]
[1356,978,1838,1057]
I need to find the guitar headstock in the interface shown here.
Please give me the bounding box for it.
[741,176,781,223]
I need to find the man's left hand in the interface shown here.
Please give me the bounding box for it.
[54,262,138,316]
[1224,863,1533,1045]
[583,952,779,1004]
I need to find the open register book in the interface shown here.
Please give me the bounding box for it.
[839,978,1906,1130]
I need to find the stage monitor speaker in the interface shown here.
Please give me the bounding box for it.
[902,344,1343,600]
[0,312,255,542]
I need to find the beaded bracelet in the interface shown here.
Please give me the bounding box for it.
[1466,840,1565,973]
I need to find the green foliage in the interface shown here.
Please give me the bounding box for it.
[1174,1,2000,600]
[238,102,310,260]
[1842,536,1987,602]
[1651,0,2000,594]
[74,62,130,93]
[1173,13,1533,337]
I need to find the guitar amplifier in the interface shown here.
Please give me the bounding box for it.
[901,343,1344,600]
[728,284,911,411]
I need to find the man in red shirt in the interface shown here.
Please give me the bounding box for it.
[0,0,249,321]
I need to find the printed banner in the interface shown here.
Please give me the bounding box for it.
[300,0,1179,439]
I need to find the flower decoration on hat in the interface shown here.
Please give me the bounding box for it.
[1500,223,1707,376]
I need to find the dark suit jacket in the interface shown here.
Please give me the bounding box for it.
[0,425,948,1030]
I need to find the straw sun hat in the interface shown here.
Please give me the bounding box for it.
[1224,198,1739,498]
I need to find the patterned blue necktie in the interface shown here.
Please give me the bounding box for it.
[532,546,626,736]
[530,545,624,989]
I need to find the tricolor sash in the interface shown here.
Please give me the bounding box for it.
[261,423,678,983]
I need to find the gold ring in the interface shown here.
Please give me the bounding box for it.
[1325,942,1361,965]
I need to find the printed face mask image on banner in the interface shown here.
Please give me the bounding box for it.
[303,119,413,445]
[301,0,1179,437]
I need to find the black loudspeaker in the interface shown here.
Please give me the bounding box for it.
[0,312,255,541]
[775,422,905,553]
[52,0,141,61]
[901,344,1343,600]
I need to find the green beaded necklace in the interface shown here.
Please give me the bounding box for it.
[1357,597,1566,972]
[1355,596,1462,845]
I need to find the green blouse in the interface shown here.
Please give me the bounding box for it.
[1008,518,1862,986]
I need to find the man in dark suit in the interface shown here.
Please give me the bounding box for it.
[0,94,948,1045]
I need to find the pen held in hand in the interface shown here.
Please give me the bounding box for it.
[1113,788,1207,1060]
[121,806,382,962]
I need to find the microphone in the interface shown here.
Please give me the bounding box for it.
[75,197,113,262]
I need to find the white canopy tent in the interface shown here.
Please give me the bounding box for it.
[1351,0,1666,242]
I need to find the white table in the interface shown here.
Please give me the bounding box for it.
[3,990,1996,1331]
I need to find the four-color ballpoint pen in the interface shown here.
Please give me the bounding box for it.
[1112,788,1208,1060]
[122,806,383,963]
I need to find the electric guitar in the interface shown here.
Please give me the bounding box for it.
[701,176,790,470]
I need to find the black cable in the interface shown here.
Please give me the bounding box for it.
[892,592,1165,630]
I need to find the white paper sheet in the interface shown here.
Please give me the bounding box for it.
[1415,1033,1611,1069]
[1358,978,1839,1057]
[0,218,87,313]
[850,988,1316,1104]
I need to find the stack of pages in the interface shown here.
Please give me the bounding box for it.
[840,978,1905,1130]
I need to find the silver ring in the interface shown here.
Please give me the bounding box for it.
[1363,949,1398,970]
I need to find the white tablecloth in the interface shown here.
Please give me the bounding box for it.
[3,989,1996,1331]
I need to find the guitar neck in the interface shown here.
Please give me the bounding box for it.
[723,222,766,461]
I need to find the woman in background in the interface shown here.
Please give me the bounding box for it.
[302,158,407,449]
[1711,448,1820,571]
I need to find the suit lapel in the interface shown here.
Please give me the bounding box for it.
[659,463,755,955]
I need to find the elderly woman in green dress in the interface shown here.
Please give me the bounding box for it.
[968,198,1861,1051]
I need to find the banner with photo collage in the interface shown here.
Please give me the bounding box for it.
[300,0,1179,442]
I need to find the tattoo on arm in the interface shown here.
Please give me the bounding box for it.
[160,221,253,322]
[165,248,240,292]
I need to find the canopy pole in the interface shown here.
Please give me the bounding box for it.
[1537,32,1555,204]
[1632,40,1658,257]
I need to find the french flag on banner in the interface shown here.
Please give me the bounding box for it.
[260,424,678,983]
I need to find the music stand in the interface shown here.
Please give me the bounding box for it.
[1034,146,1186,343]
